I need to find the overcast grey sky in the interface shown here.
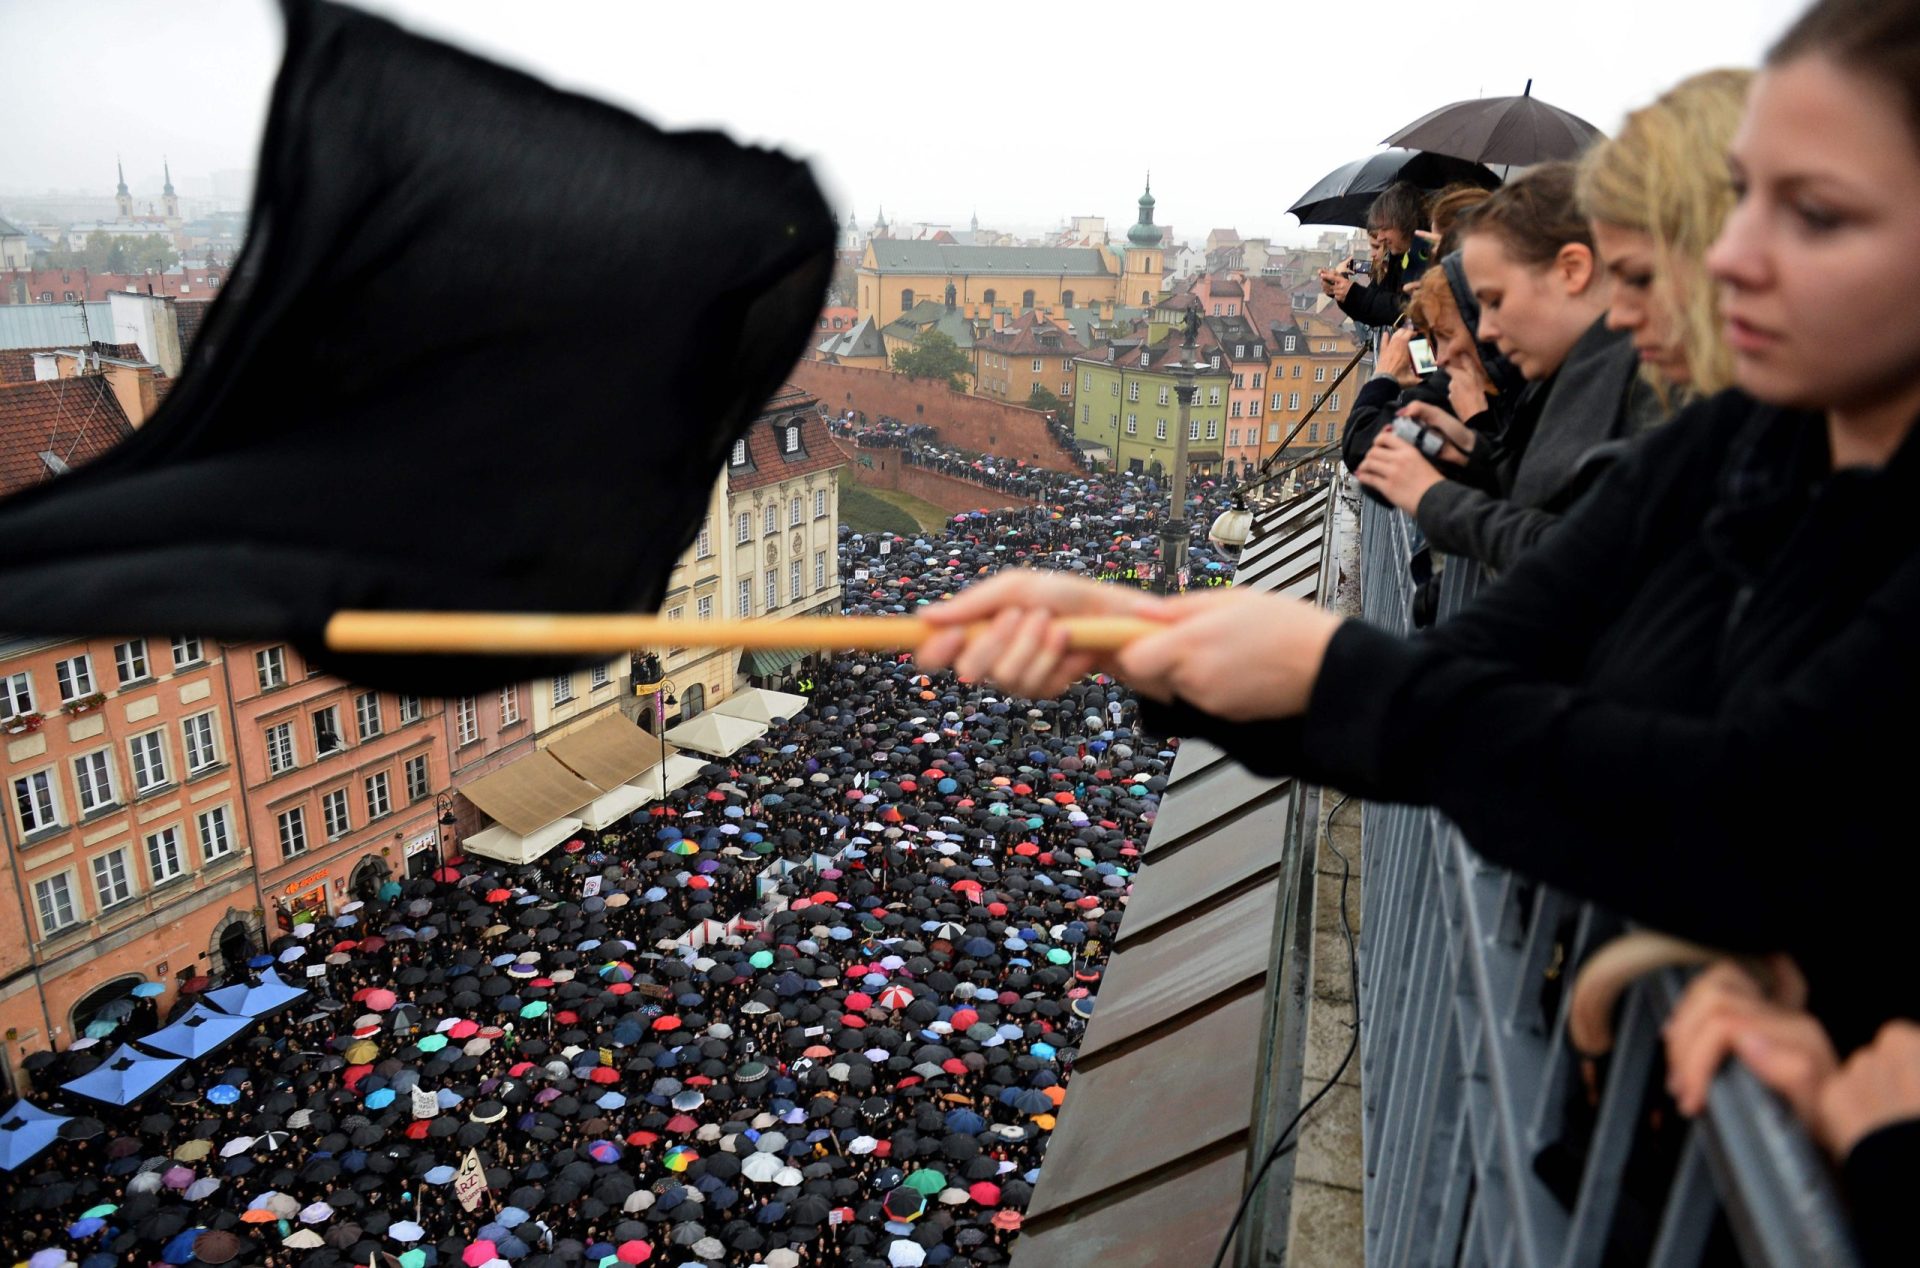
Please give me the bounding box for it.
[3,0,1805,242]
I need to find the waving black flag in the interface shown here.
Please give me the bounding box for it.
[0,0,833,694]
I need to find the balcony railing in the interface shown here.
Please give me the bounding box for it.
[1354,497,1860,1268]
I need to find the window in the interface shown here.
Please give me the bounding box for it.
[113,639,149,684]
[1,671,31,718]
[34,873,77,935]
[815,551,827,589]
[1205,419,1219,440]
[322,788,351,839]
[93,848,133,909]
[1081,372,1092,391]
[1207,388,1221,406]
[552,675,574,706]
[182,712,218,774]
[784,425,801,454]
[1031,358,1043,373]
[145,826,184,885]
[1022,289,1035,309]
[1235,344,1245,358]
[738,578,752,616]
[1229,428,1241,447]
[499,684,520,726]
[197,805,233,861]
[1231,401,1243,417]
[14,770,59,834]
[1253,372,1263,388]
[1062,290,1075,308]
[766,570,779,610]
[1268,423,1282,443]
[1210,356,1221,370]
[1079,404,1089,423]
[354,691,382,740]
[1293,364,1302,378]
[764,505,778,536]
[789,496,803,527]
[128,730,168,793]
[1232,373,1245,389]
[1125,413,1138,435]
[696,594,714,620]
[1110,380,1118,397]
[1328,393,1341,412]
[255,646,287,690]
[405,754,431,804]
[736,511,751,544]
[278,807,307,859]
[1271,392,1284,411]
[312,706,344,756]
[265,721,296,774]
[591,662,610,689]
[170,636,204,668]
[1189,419,1201,441]
[399,694,423,725]
[696,518,713,558]
[56,654,94,702]
[1284,336,1297,351]
[1312,392,1323,408]
[1289,392,1301,410]
[366,771,392,820]
[1315,366,1327,383]
[1126,381,1139,402]
[1155,418,1168,440]
[900,288,914,313]
[1138,352,1149,368]
[984,289,997,306]
[814,489,828,518]
[791,560,804,600]
[1250,398,1261,416]
[73,750,116,814]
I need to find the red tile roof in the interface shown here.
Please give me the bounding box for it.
[0,348,42,384]
[0,376,135,498]
[175,299,213,357]
[728,386,845,492]
[973,310,1088,358]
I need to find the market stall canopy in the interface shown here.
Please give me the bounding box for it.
[580,784,654,832]
[0,1099,70,1170]
[663,712,768,758]
[458,752,601,837]
[642,753,708,797]
[711,687,809,726]
[61,1046,185,1106]
[141,1004,256,1059]
[547,715,673,791]
[204,968,308,1019]
[464,816,586,866]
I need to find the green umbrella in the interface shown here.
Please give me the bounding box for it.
[82,1204,118,1218]
[520,1001,549,1019]
[400,1250,427,1268]
[1045,948,1072,965]
[748,951,774,969]
[416,1034,448,1053]
[903,1168,947,1196]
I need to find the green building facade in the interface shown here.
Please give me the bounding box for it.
[1070,339,1231,476]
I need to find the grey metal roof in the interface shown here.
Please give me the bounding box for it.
[0,216,26,237]
[815,315,887,359]
[864,240,1114,277]
[0,303,113,350]
[1012,484,1338,1268]
[880,302,980,350]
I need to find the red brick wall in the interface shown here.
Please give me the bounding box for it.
[837,445,1040,517]
[791,361,1075,473]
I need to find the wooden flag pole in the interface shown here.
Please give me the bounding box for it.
[323,612,1161,656]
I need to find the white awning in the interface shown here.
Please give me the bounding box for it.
[457,752,600,837]
[462,816,584,866]
[711,686,809,726]
[663,712,767,757]
[638,753,709,796]
[580,782,654,831]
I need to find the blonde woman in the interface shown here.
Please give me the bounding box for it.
[1579,69,1754,402]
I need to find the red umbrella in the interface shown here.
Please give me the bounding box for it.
[651,1015,683,1032]
[950,1009,979,1030]
[877,984,914,1010]
[432,867,461,882]
[485,888,511,903]
[616,1240,653,1264]
[359,936,387,952]
[941,1058,968,1076]
[364,988,397,1012]
[607,982,633,995]
[588,1067,620,1085]
[969,1181,1001,1206]
[664,1114,698,1134]
[448,1020,479,1039]
[1011,843,1039,857]
[844,992,873,1011]
[626,1130,659,1146]
[181,976,212,993]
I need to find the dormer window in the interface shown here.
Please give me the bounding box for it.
[1210,355,1221,369]
[1235,344,1245,358]
[1139,351,1149,368]
[1254,344,1264,357]
[730,439,749,466]
[784,425,801,454]
[1284,336,1297,352]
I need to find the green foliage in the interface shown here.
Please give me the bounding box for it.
[836,472,920,537]
[1027,385,1066,417]
[34,233,178,276]
[890,329,972,392]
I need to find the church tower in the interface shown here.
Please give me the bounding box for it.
[162,158,179,221]
[1121,175,1165,307]
[115,158,132,219]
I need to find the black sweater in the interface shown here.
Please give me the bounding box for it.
[1145,389,1920,1051]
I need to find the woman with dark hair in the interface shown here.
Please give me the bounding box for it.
[1354,163,1665,572]
[920,0,1920,1060]
[1319,179,1431,328]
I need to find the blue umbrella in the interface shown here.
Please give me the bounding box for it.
[365,1088,395,1109]
[424,1166,456,1185]
[130,982,165,998]
[161,1228,206,1265]
[207,1085,240,1105]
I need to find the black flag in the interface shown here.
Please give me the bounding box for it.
[0,0,833,694]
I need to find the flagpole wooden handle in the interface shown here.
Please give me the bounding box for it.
[323,611,1161,656]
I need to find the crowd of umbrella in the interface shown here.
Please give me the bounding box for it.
[0,445,1255,1268]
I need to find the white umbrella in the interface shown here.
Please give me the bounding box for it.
[772,1166,803,1186]
[283,1230,325,1249]
[849,1135,878,1155]
[740,1153,783,1183]
[888,1240,928,1267]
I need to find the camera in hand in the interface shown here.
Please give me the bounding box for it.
[1390,415,1448,459]
[1347,257,1371,276]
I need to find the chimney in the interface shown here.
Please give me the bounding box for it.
[1099,296,1114,321]
[993,311,1005,332]
[102,360,160,428]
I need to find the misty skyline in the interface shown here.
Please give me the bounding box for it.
[3,0,1804,245]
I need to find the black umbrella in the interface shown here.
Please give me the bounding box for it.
[1288,148,1501,229]
[1384,80,1606,167]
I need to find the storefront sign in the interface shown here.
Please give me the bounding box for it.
[405,829,439,858]
[284,870,329,894]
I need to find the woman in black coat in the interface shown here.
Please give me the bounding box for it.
[915,0,1920,1057]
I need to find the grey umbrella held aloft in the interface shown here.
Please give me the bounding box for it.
[1383,79,1605,168]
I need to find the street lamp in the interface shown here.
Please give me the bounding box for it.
[432,792,458,875]
[1156,302,1202,595]
[632,653,678,804]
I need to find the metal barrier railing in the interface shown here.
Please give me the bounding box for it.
[1353,496,1861,1268]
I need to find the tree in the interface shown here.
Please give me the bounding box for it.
[33,233,177,276]
[1027,385,1067,418]
[891,329,972,392]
